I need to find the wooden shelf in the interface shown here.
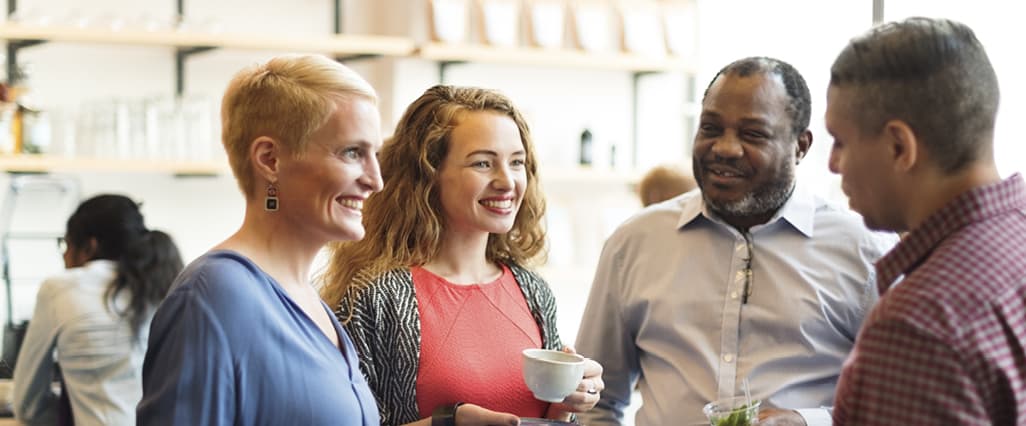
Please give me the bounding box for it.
[0,23,416,56]
[0,155,228,175]
[418,42,694,73]
[0,24,693,72]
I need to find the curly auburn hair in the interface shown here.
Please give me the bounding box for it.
[320,85,547,312]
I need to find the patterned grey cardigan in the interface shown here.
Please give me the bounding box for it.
[335,263,563,426]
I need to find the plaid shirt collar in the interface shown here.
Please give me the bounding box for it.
[876,173,1026,293]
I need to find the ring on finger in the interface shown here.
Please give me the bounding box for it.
[586,386,598,395]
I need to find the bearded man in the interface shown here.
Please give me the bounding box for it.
[575,57,896,426]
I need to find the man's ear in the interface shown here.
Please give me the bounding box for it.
[884,120,918,173]
[250,136,281,182]
[795,129,813,164]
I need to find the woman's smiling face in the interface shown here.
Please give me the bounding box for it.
[436,110,527,238]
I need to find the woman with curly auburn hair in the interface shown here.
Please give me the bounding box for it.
[321,85,603,426]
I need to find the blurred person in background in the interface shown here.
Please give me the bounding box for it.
[637,164,697,207]
[137,55,383,425]
[13,194,183,426]
[321,85,603,426]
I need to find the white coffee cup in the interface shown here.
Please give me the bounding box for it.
[522,348,586,403]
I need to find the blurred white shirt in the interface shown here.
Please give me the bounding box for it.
[13,260,148,426]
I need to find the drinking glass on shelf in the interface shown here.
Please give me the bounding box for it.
[94,13,128,32]
[150,97,187,161]
[132,13,174,32]
[62,9,93,29]
[7,8,54,27]
[48,107,77,157]
[78,99,124,159]
[180,96,215,161]
[176,15,225,34]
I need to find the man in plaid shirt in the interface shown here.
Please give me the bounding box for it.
[823,17,1025,424]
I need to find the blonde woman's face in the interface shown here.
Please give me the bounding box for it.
[436,111,527,239]
[276,98,384,244]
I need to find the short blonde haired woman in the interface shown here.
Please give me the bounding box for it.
[138,55,384,426]
[322,85,603,426]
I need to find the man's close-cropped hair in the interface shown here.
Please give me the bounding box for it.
[702,56,812,138]
[830,17,999,173]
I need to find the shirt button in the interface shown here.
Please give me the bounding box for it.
[730,291,739,299]
[723,354,734,363]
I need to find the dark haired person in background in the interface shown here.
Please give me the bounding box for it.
[12,194,183,425]
[825,17,1024,424]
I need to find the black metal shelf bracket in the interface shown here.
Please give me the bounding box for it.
[174,46,217,96]
[5,39,47,85]
[330,0,382,64]
[437,60,467,85]
[336,53,381,63]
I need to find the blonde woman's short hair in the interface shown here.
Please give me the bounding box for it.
[220,54,377,196]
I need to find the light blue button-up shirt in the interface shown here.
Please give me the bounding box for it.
[575,185,897,426]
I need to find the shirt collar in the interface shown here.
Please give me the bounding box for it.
[875,173,1026,293]
[676,182,816,238]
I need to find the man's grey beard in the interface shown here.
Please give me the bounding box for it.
[704,177,795,219]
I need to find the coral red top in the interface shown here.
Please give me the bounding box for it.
[413,265,549,419]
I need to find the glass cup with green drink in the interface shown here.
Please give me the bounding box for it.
[702,396,761,426]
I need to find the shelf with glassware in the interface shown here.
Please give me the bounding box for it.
[0,3,688,182]
[0,154,228,175]
[0,23,692,74]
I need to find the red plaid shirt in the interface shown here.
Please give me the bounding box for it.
[834,174,1026,425]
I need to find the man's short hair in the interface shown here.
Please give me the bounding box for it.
[830,17,999,173]
[702,56,812,137]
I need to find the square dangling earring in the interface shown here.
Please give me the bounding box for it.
[265,182,279,211]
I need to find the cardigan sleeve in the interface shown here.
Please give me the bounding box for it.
[336,269,422,426]
[336,280,390,423]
